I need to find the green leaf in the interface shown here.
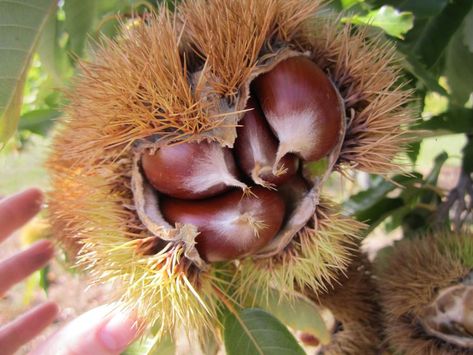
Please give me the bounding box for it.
[340,0,364,10]
[414,108,473,135]
[343,173,422,216]
[463,7,473,52]
[407,141,421,163]
[64,0,96,58]
[253,288,330,345]
[445,18,473,105]
[19,108,61,135]
[412,0,473,69]
[224,308,305,355]
[344,5,414,39]
[353,197,404,231]
[0,0,56,144]
[399,47,448,95]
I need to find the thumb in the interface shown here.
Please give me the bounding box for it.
[30,304,142,355]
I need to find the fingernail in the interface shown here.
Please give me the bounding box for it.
[98,312,140,351]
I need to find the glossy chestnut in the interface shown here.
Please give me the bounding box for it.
[253,56,343,164]
[160,187,285,262]
[142,141,246,199]
[235,97,298,188]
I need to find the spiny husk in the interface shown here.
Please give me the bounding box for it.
[48,0,414,336]
[48,149,229,337]
[56,8,223,168]
[304,19,415,174]
[307,254,383,354]
[181,0,414,174]
[376,231,473,354]
[180,0,321,98]
[236,199,364,301]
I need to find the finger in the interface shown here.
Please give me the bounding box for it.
[0,301,58,355]
[0,240,54,296]
[31,305,142,355]
[0,188,43,243]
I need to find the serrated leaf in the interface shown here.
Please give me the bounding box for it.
[0,0,56,144]
[253,288,330,345]
[344,5,414,39]
[224,308,305,355]
[64,0,96,57]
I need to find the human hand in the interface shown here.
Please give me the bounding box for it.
[0,189,142,354]
[0,188,57,355]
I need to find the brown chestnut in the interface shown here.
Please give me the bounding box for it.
[142,141,246,199]
[253,56,343,164]
[160,187,285,262]
[235,97,298,188]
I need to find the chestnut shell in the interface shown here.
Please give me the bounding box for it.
[142,141,241,200]
[253,56,343,162]
[160,187,285,262]
[235,97,298,187]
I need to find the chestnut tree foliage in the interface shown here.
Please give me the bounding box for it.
[0,0,472,354]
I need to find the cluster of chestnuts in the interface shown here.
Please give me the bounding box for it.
[142,56,343,263]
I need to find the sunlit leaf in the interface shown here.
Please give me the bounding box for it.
[0,0,56,144]
[344,5,414,39]
[224,308,305,355]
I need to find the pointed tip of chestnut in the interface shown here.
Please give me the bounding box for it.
[253,56,344,162]
[160,187,285,262]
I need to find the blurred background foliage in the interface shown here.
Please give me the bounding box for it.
[0,0,472,353]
